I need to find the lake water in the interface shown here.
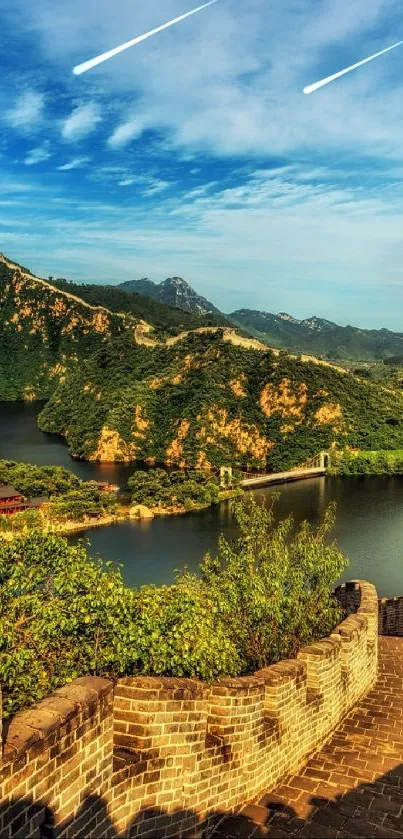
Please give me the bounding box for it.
[1,401,403,596]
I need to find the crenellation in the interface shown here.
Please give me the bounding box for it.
[0,579,381,837]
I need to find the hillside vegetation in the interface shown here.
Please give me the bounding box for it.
[39,330,403,469]
[3,251,403,470]
[52,277,227,335]
[0,255,127,401]
[0,254,229,402]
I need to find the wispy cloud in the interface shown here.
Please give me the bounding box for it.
[115,173,171,195]
[61,103,102,141]
[143,178,170,196]
[108,117,147,149]
[57,157,91,171]
[5,91,45,133]
[24,146,52,166]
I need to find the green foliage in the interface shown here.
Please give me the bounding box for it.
[47,487,118,523]
[0,533,136,716]
[0,460,82,497]
[178,497,347,670]
[0,498,347,716]
[39,331,403,470]
[0,460,117,527]
[0,509,41,533]
[0,260,125,401]
[128,468,220,510]
[328,448,403,476]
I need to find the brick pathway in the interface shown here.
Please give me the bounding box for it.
[211,637,403,839]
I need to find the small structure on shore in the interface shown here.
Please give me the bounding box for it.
[93,481,119,493]
[0,485,29,515]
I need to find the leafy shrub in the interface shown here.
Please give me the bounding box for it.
[328,448,403,476]
[0,497,347,717]
[0,460,82,498]
[47,487,117,523]
[128,468,220,510]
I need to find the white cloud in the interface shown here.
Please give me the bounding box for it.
[143,179,170,196]
[116,174,170,194]
[57,157,91,170]
[6,91,45,133]
[117,177,136,186]
[24,146,52,166]
[108,116,147,148]
[61,103,102,141]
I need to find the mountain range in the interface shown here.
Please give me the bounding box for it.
[230,310,403,363]
[114,275,403,362]
[2,251,403,467]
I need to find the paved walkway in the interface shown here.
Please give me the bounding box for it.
[212,637,403,839]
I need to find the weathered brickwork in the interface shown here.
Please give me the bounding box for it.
[0,580,378,838]
[378,594,403,636]
[214,635,403,839]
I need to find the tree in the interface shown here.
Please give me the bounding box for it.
[177,496,348,670]
[0,533,136,717]
[0,498,348,717]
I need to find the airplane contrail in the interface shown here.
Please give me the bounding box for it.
[303,39,403,94]
[73,0,220,75]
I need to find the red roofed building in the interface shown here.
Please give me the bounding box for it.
[0,485,30,515]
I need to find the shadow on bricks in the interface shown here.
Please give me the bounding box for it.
[211,764,403,839]
[1,767,403,839]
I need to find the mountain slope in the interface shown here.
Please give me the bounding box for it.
[119,276,220,316]
[53,277,226,334]
[230,309,403,362]
[0,253,128,401]
[0,254,228,401]
[4,250,403,471]
[39,330,403,469]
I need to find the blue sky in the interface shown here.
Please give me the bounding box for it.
[1,0,403,328]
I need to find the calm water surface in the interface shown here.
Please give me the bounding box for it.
[1,401,403,596]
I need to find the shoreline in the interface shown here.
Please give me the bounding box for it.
[4,489,243,538]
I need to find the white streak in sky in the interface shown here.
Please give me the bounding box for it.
[73,0,220,75]
[303,40,403,94]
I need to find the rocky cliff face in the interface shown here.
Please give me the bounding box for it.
[119,276,220,316]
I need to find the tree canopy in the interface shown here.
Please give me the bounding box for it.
[0,497,347,717]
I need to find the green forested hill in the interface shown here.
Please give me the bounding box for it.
[38,330,403,470]
[52,278,228,335]
[0,256,127,401]
[0,253,225,401]
[3,251,403,470]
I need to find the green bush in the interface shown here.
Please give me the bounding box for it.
[0,460,82,497]
[128,468,220,510]
[328,448,403,476]
[0,497,347,717]
[48,487,117,523]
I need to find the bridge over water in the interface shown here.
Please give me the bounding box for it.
[224,452,329,490]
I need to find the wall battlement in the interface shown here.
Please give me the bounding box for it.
[0,580,378,838]
[378,594,403,636]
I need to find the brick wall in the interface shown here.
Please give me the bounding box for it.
[378,594,403,636]
[0,580,378,838]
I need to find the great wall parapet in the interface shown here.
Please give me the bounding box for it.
[0,580,379,837]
